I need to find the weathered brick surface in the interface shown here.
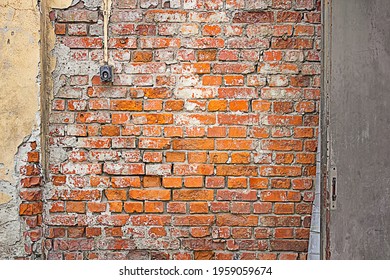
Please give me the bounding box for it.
[18,141,44,259]
[44,0,321,260]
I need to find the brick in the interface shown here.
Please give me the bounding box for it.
[203,76,222,86]
[66,202,85,213]
[260,216,301,227]
[139,138,171,149]
[172,139,214,150]
[216,140,252,150]
[175,215,214,226]
[227,38,269,49]
[224,75,244,86]
[145,202,164,213]
[173,190,214,201]
[213,63,255,74]
[145,10,187,22]
[233,11,274,23]
[262,140,303,151]
[19,202,43,216]
[216,214,258,227]
[217,190,257,201]
[130,215,171,226]
[57,10,99,23]
[139,38,181,49]
[129,190,171,201]
[167,202,186,214]
[163,177,182,188]
[133,113,173,124]
[143,177,161,189]
[105,189,127,201]
[204,177,224,189]
[271,38,313,49]
[110,100,143,111]
[270,240,308,252]
[184,176,204,188]
[62,37,102,49]
[87,202,106,213]
[260,166,302,177]
[103,163,145,175]
[111,177,141,189]
[218,87,257,99]
[216,165,258,176]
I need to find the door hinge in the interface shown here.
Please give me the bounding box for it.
[330,166,337,209]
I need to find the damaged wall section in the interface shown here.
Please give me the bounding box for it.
[0,0,42,259]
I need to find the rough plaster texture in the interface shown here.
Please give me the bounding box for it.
[0,0,41,259]
[0,1,40,182]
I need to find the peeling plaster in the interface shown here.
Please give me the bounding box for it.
[0,2,40,183]
[0,0,41,259]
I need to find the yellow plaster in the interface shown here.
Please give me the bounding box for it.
[0,4,40,182]
[0,192,12,205]
[48,0,75,9]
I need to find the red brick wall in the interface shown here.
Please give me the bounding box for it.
[44,0,321,260]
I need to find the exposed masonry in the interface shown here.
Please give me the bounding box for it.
[25,0,321,260]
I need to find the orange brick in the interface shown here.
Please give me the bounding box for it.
[173,139,214,150]
[229,100,249,112]
[184,176,204,188]
[263,50,283,61]
[66,202,85,213]
[110,100,143,111]
[275,203,295,214]
[133,51,153,62]
[216,139,252,150]
[202,24,222,36]
[228,127,247,138]
[188,152,207,163]
[164,126,183,137]
[144,100,163,111]
[173,190,214,201]
[189,202,209,214]
[149,227,167,237]
[105,189,127,201]
[228,177,247,189]
[165,100,184,111]
[129,190,171,201]
[27,152,39,163]
[101,125,120,136]
[209,152,229,163]
[145,202,164,213]
[143,151,162,163]
[208,100,228,111]
[275,228,294,239]
[87,202,106,213]
[202,75,222,86]
[197,49,217,61]
[252,100,271,112]
[143,176,161,187]
[231,152,251,164]
[166,152,186,162]
[249,178,268,189]
[231,202,251,214]
[19,202,43,216]
[224,75,244,86]
[193,63,211,74]
[124,202,143,213]
[163,177,182,188]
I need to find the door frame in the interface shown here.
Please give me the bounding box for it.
[320,0,332,260]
